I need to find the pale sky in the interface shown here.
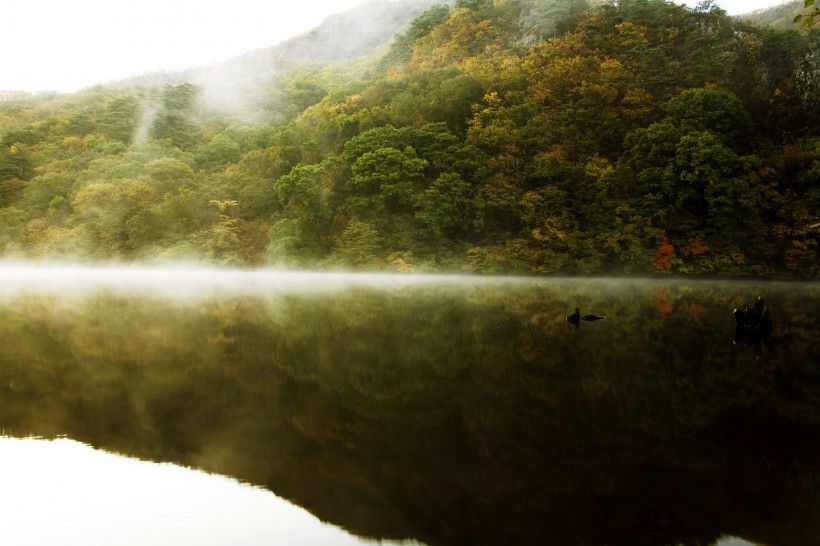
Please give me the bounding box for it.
[0,0,792,93]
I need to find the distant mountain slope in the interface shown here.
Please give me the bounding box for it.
[114,0,451,107]
[736,1,805,29]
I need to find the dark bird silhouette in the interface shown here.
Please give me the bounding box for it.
[566,307,581,328]
[567,307,606,329]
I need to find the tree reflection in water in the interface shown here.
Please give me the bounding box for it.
[0,275,818,546]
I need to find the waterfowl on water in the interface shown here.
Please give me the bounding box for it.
[566,308,581,328]
[566,307,606,329]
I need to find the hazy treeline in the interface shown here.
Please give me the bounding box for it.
[0,0,818,276]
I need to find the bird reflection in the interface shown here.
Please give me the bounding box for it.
[733,296,773,358]
[566,307,607,329]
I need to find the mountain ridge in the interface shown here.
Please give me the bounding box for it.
[111,0,452,109]
[734,0,807,29]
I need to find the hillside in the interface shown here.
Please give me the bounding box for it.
[0,0,818,277]
[113,0,452,111]
[737,0,806,29]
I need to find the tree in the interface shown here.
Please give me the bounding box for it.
[327,221,385,268]
[455,0,490,12]
[21,172,75,215]
[267,161,336,265]
[72,179,155,255]
[348,146,427,216]
[194,133,242,170]
[379,4,451,68]
[195,200,242,265]
[626,122,761,236]
[151,84,202,150]
[0,178,26,207]
[343,125,413,162]
[151,109,200,150]
[127,188,216,255]
[0,207,27,251]
[673,132,760,234]
[518,185,581,273]
[144,158,195,196]
[663,88,753,147]
[429,74,484,135]
[160,83,199,112]
[0,142,33,181]
[97,96,139,144]
[414,172,476,240]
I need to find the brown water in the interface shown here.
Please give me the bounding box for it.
[1,267,818,546]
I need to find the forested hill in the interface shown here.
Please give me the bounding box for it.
[111,0,450,110]
[1,0,818,277]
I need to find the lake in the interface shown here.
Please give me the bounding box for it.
[1,265,819,546]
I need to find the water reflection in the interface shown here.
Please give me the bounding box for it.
[711,539,758,546]
[0,267,819,546]
[0,437,417,546]
[732,297,774,358]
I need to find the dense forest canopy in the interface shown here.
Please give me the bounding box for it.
[1,0,818,276]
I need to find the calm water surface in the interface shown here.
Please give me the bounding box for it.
[1,265,819,546]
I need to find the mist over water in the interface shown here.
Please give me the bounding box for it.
[0,261,536,300]
[2,260,815,303]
